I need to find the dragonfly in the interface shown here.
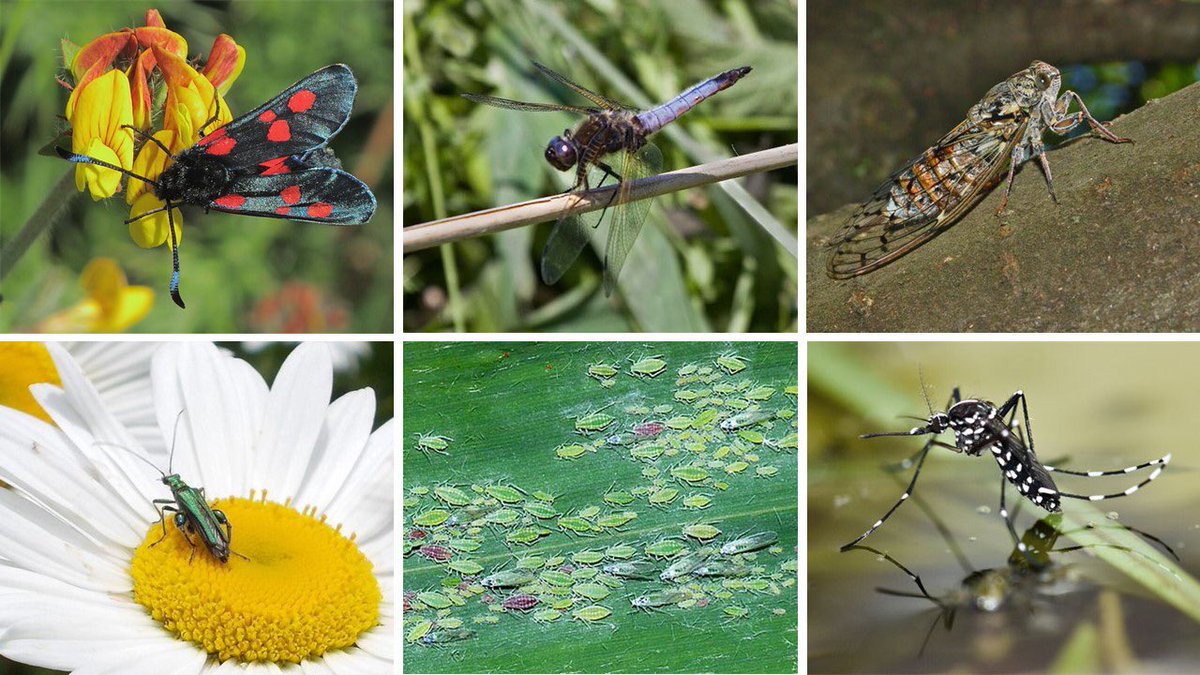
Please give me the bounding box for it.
[463,61,751,295]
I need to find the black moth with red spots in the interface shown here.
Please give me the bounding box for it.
[58,64,376,308]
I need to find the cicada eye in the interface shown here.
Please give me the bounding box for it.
[1037,71,1053,88]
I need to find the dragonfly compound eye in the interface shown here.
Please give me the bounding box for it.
[545,136,577,171]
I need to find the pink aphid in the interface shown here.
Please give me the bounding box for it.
[481,594,496,605]
[558,565,576,575]
[417,545,452,562]
[696,597,710,608]
[408,528,428,540]
[502,594,540,612]
[633,421,666,438]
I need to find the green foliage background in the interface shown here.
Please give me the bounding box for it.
[403,0,798,332]
[0,0,394,332]
[404,341,799,673]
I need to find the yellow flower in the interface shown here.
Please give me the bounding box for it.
[0,343,61,423]
[36,258,153,333]
[67,69,134,200]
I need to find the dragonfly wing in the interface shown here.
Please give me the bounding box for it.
[461,93,594,115]
[531,62,633,111]
[602,142,662,295]
[540,212,592,286]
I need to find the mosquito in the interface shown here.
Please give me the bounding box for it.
[841,386,1171,554]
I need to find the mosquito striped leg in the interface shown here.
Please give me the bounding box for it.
[840,437,935,551]
[849,544,944,607]
[997,475,1034,560]
[1048,454,1171,501]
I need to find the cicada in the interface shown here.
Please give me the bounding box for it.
[827,61,1132,279]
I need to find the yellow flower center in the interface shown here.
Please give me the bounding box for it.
[0,343,60,423]
[130,494,381,664]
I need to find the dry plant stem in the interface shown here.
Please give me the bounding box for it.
[1,169,77,282]
[403,143,798,253]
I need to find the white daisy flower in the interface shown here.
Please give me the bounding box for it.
[0,342,393,673]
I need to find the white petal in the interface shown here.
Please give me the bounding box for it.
[254,344,333,497]
[0,490,129,591]
[297,389,375,513]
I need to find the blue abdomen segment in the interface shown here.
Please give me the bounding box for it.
[635,66,751,135]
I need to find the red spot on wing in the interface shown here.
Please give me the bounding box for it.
[307,202,333,218]
[198,127,237,155]
[281,185,301,205]
[259,157,291,176]
[215,194,246,208]
[276,206,291,216]
[196,127,225,145]
[268,119,291,142]
[259,110,277,123]
[289,90,316,113]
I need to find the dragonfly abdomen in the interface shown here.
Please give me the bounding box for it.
[636,66,751,135]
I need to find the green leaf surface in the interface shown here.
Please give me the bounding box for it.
[404,342,797,673]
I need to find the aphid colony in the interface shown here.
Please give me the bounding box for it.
[404,351,798,645]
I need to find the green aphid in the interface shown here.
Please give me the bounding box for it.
[724,579,746,591]
[714,590,733,600]
[431,532,451,543]
[785,383,798,396]
[540,570,574,587]
[414,433,453,456]
[433,485,472,506]
[725,398,750,411]
[484,508,521,527]
[573,568,600,583]
[465,526,484,536]
[678,363,699,376]
[572,605,613,623]
[572,550,606,566]
[720,530,779,555]
[626,405,650,415]
[572,582,611,601]
[660,548,711,581]
[775,433,798,450]
[601,560,657,579]
[670,464,710,484]
[515,556,544,570]
[693,560,750,577]
[665,416,693,430]
[648,487,680,507]
[723,606,749,619]
[557,516,597,536]
[413,509,450,527]
[446,592,467,607]
[485,484,526,504]
[755,466,779,478]
[768,545,784,555]
[645,538,688,560]
[630,444,665,461]
[630,356,667,378]
[417,592,452,609]
[474,614,501,625]
[724,460,749,474]
[782,559,798,573]
[481,569,536,589]
[403,497,419,509]
[674,390,699,403]
[600,379,616,389]
[682,494,713,510]
[712,480,730,491]
[715,353,748,375]
[447,560,483,575]
[578,505,602,520]
[743,578,772,593]
[410,486,431,497]
[596,511,638,529]
[713,383,737,394]
[630,485,652,497]
[682,523,722,542]
[652,404,674,415]
[744,452,761,463]
[550,597,575,610]
[575,404,617,434]
[506,527,549,546]
[407,619,434,643]
[532,490,557,503]
[523,502,560,519]
[603,488,635,507]
[772,608,787,617]
[631,588,691,610]
[692,409,719,428]
[604,543,638,560]
[642,466,661,479]
[543,555,567,568]
[533,609,563,624]
[595,573,626,589]
[587,362,619,380]
[745,386,775,401]
[438,618,465,629]
[737,429,766,445]
[556,443,590,460]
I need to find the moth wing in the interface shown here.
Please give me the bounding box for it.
[192,65,359,169]
[827,117,1028,279]
[207,168,376,224]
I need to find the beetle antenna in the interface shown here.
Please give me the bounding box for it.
[93,441,166,478]
[167,410,186,474]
